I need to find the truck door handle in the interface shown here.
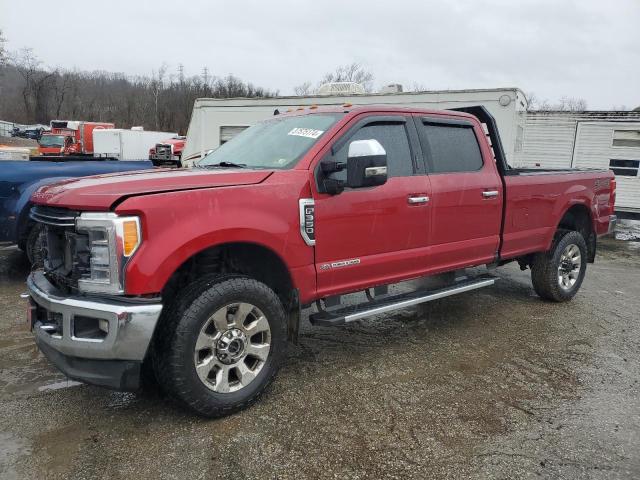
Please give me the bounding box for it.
[408,195,430,204]
[482,190,499,198]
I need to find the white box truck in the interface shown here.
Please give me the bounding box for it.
[93,128,178,161]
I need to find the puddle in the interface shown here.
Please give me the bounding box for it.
[0,323,66,400]
[0,432,31,480]
[38,380,83,392]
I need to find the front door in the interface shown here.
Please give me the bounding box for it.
[313,114,432,298]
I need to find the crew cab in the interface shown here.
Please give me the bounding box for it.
[26,106,616,417]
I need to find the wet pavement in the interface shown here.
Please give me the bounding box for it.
[0,238,639,479]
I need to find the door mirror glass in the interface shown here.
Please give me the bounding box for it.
[346,139,388,188]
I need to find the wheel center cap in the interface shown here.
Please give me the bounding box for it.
[216,329,247,364]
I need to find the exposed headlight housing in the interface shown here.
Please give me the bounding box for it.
[76,212,141,294]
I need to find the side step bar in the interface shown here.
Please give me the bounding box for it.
[309,274,496,327]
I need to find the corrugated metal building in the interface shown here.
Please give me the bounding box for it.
[514,111,640,213]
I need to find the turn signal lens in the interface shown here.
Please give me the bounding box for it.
[123,220,139,256]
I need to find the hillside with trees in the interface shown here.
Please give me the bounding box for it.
[0,31,276,134]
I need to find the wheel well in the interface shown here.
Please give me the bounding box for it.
[162,242,295,307]
[557,205,596,262]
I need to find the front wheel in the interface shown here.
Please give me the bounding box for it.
[531,230,587,302]
[153,276,287,417]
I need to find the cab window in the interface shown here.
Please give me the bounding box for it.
[418,122,483,173]
[332,122,414,180]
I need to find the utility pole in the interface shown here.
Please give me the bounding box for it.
[178,63,184,84]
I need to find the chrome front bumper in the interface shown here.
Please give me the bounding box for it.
[150,154,179,161]
[28,271,162,362]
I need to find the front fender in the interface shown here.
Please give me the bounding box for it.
[126,227,297,295]
[115,176,314,296]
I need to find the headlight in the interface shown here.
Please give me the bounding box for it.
[76,212,141,294]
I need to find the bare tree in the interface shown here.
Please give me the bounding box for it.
[320,63,374,92]
[10,48,57,123]
[555,96,587,112]
[525,91,538,110]
[296,63,375,95]
[294,81,312,96]
[150,64,167,129]
[611,104,628,111]
[526,92,587,112]
[52,70,77,118]
[0,29,6,67]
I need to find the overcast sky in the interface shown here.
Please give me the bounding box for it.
[1,0,638,109]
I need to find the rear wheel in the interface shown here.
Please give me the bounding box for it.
[153,276,286,417]
[531,230,587,302]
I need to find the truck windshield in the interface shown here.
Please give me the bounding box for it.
[38,135,65,147]
[198,113,343,170]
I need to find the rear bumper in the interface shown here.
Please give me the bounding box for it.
[28,271,162,390]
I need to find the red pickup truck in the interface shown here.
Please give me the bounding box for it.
[26,106,616,417]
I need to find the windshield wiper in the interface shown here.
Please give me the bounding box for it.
[199,161,247,169]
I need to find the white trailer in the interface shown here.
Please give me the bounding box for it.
[182,87,528,167]
[514,111,640,213]
[93,128,178,161]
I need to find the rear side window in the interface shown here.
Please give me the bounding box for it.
[419,123,483,173]
[334,122,414,178]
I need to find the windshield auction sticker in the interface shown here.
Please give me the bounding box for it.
[288,128,324,139]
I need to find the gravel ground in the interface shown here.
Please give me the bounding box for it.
[0,136,38,149]
[0,237,638,479]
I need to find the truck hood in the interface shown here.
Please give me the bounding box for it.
[32,168,273,210]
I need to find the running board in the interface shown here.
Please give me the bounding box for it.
[309,275,496,326]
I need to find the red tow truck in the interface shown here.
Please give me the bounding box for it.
[27,106,616,417]
[149,136,186,167]
[38,120,114,157]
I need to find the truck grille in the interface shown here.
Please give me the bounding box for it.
[30,206,89,292]
[154,144,172,160]
[30,206,78,227]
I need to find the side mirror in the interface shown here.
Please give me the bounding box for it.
[346,139,388,188]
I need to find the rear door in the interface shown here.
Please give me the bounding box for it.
[313,114,432,297]
[414,115,503,270]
